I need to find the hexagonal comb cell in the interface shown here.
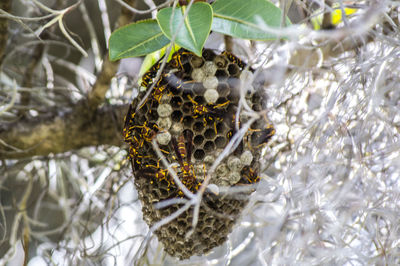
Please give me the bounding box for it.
[123,48,274,260]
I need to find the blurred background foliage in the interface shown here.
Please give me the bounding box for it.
[1,0,400,265]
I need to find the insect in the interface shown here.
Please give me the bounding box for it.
[128,135,142,156]
[141,167,171,187]
[131,121,159,142]
[170,52,183,70]
[163,71,191,93]
[171,130,200,194]
[128,147,141,169]
[245,123,275,150]
[123,105,145,168]
[141,57,164,87]
[170,49,193,70]
[226,130,233,140]
[187,95,229,133]
[187,95,210,116]
[222,51,246,69]
[123,104,136,139]
[152,84,169,103]
[241,167,259,184]
[123,104,134,129]
[187,95,230,116]
[142,159,162,170]
[127,133,155,170]
[125,122,159,168]
[256,124,275,146]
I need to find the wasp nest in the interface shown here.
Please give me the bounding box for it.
[124,49,274,260]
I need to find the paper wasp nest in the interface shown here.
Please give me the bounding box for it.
[124,49,274,260]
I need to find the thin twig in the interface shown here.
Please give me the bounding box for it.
[79,1,102,71]
[114,0,173,15]
[134,0,196,111]
[151,139,195,199]
[224,35,233,52]
[87,0,137,109]
[98,0,112,49]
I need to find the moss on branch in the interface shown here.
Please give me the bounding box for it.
[0,103,129,159]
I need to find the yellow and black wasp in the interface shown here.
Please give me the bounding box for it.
[171,130,201,194]
[222,51,246,69]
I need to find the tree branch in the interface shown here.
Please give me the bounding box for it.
[87,55,120,110]
[0,103,129,159]
[224,35,233,53]
[0,0,138,159]
[87,0,137,110]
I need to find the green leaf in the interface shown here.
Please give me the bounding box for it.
[109,19,170,61]
[156,2,213,56]
[211,0,291,40]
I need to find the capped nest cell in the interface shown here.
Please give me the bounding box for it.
[124,48,274,260]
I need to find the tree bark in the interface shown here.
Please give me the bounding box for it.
[0,103,129,159]
[87,0,137,110]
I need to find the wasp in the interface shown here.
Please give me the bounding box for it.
[189,96,210,116]
[128,135,142,155]
[187,95,230,116]
[127,133,156,171]
[124,106,144,162]
[127,141,146,171]
[171,130,200,194]
[131,121,159,142]
[222,51,246,69]
[141,62,160,87]
[123,104,134,129]
[226,130,233,140]
[245,122,275,150]
[170,49,193,70]
[142,159,161,171]
[186,95,228,134]
[152,84,169,103]
[170,53,183,70]
[141,167,171,187]
[123,104,136,140]
[241,167,259,184]
[141,55,167,87]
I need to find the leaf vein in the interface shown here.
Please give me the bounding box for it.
[118,32,165,57]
